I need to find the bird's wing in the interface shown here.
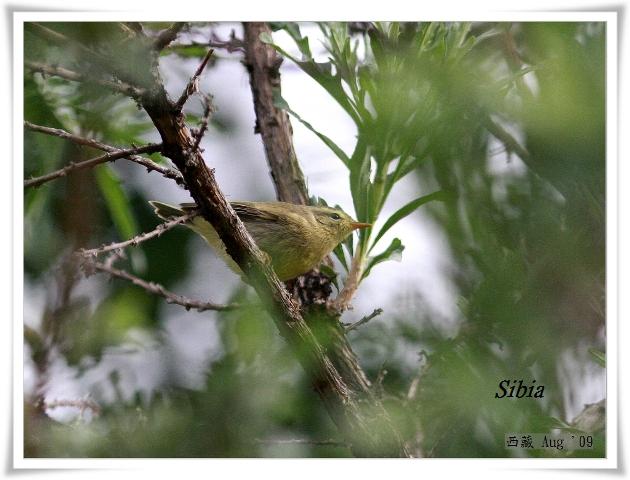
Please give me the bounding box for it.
[230,202,280,223]
[177,202,280,224]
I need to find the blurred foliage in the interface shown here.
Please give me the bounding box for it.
[24,22,606,458]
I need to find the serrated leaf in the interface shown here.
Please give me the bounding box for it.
[370,190,449,252]
[262,33,361,124]
[362,238,404,280]
[281,23,312,59]
[273,89,350,166]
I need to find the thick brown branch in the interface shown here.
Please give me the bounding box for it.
[24,142,162,189]
[25,122,185,185]
[243,23,310,206]
[82,258,238,312]
[78,212,196,257]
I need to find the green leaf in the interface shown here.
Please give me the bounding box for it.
[164,44,209,58]
[259,31,275,46]
[362,237,405,280]
[343,221,354,257]
[260,32,362,124]
[349,142,372,222]
[293,60,361,123]
[370,190,449,252]
[272,90,351,166]
[95,166,137,239]
[281,23,312,59]
[95,165,146,272]
[332,243,349,272]
[588,348,606,368]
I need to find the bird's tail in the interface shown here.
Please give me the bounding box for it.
[149,201,196,221]
[148,200,242,276]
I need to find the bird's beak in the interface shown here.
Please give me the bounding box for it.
[351,222,372,230]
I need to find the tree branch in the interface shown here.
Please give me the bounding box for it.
[483,116,530,162]
[81,257,237,312]
[24,122,185,185]
[344,308,383,333]
[154,23,187,51]
[174,49,214,111]
[169,28,245,54]
[24,142,162,189]
[242,23,310,206]
[25,61,145,99]
[192,94,215,152]
[77,212,197,257]
[333,249,367,312]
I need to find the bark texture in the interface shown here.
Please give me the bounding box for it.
[243,23,310,206]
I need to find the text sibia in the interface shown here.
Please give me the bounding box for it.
[495,379,544,399]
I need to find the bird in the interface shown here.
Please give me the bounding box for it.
[150,200,371,281]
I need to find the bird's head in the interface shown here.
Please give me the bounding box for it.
[310,206,371,246]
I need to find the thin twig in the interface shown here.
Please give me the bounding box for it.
[406,351,429,403]
[344,308,383,333]
[24,143,162,189]
[170,35,245,54]
[25,122,185,185]
[78,212,197,258]
[174,49,214,111]
[153,23,187,51]
[26,61,145,99]
[81,257,238,312]
[483,116,530,162]
[192,94,215,152]
[373,363,388,398]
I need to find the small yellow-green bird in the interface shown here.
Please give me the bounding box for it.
[150,200,371,281]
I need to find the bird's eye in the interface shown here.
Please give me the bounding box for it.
[330,213,341,220]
